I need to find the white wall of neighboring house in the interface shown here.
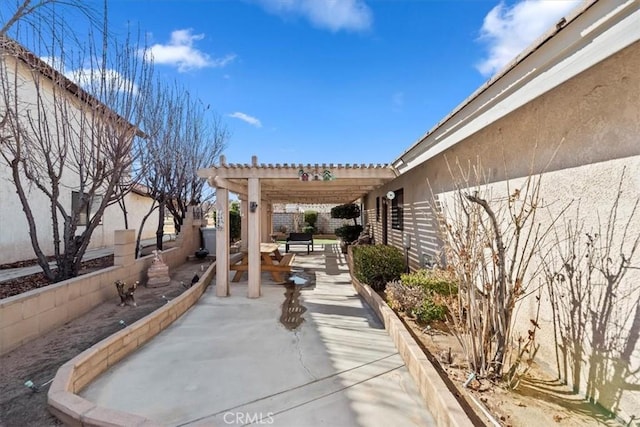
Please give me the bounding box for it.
[364,0,640,421]
[0,41,158,264]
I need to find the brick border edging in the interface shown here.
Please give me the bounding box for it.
[46,257,224,427]
[346,247,474,427]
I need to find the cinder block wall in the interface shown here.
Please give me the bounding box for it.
[272,212,346,234]
[0,208,201,356]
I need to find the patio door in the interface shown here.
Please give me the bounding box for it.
[381,199,388,245]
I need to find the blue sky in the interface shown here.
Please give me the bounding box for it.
[60,0,584,165]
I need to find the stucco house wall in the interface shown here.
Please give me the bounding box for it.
[363,1,639,421]
[0,40,158,264]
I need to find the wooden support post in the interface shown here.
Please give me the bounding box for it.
[261,200,270,243]
[216,187,229,297]
[248,178,261,298]
[240,195,248,252]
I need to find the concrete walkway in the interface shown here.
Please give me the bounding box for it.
[81,245,436,426]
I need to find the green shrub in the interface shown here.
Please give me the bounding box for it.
[352,245,404,291]
[414,297,447,323]
[229,210,241,241]
[400,268,458,296]
[228,201,241,241]
[334,224,363,243]
[331,203,360,222]
[302,225,316,234]
[304,210,318,232]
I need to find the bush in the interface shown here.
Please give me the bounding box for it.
[229,211,241,241]
[414,298,447,323]
[302,225,315,234]
[331,203,360,221]
[385,280,423,313]
[352,245,404,291]
[304,210,318,232]
[393,268,457,324]
[400,268,458,296]
[334,224,363,243]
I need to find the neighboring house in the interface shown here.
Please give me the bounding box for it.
[0,38,158,265]
[363,0,639,421]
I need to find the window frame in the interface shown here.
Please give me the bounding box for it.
[391,188,403,231]
[72,191,103,226]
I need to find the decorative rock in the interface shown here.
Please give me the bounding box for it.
[147,250,170,287]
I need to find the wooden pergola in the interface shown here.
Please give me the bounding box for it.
[197,155,398,298]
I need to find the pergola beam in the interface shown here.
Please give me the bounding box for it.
[208,176,248,196]
[199,155,399,299]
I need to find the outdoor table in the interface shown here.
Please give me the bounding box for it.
[230,243,293,282]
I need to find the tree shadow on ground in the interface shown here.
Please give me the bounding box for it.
[515,376,619,425]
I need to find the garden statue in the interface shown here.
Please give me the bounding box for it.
[147,249,170,287]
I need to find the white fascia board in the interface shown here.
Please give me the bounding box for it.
[397,0,640,175]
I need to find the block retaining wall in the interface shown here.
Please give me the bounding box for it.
[46,256,227,426]
[347,246,476,427]
[0,213,202,356]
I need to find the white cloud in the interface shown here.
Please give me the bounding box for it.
[476,0,581,77]
[254,0,373,32]
[40,56,138,94]
[69,68,139,94]
[143,29,236,72]
[228,112,262,128]
[40,56,66,73]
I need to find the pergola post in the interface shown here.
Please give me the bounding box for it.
[261,200,270,243]
[198,155,398,299]
[267,202,273,241]
[215,187,229,297]
[248,177,261,298]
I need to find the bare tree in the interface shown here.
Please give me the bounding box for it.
[133,80,227,256]
[0,17,153,281]
[0,0,96,37]
[432,155,564,380]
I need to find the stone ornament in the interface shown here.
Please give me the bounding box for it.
[147,250,170,287]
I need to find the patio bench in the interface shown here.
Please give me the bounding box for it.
[285,233,314,254]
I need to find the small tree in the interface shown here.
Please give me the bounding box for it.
[303,210,318,233]
[432,156,563,380]
[0,11,153,281]
[331,203,362,244]
[133,80,228,255]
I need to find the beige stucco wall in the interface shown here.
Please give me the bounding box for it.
[85,191,160,252]
[0,169,158,264]
[365,40,640,420]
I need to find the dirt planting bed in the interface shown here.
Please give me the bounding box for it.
[0,259,212,427]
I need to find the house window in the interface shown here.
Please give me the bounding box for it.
[391,189,403,230]
[72,191,103,226]
[376,197,380,222]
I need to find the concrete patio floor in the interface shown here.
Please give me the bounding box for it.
[81,244,435,426]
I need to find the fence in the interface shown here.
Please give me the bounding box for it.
[272,212,347,234]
